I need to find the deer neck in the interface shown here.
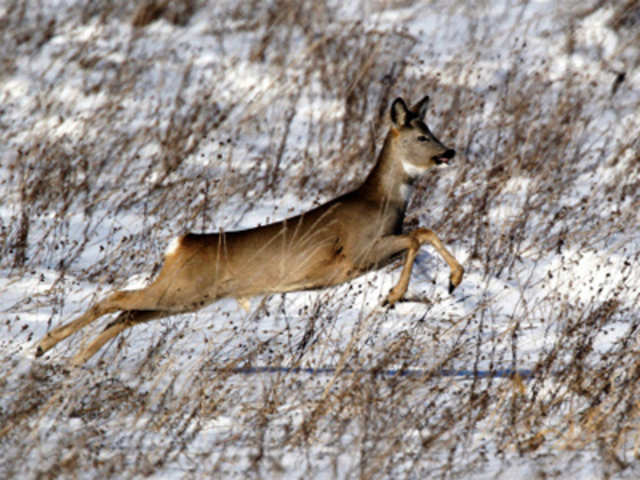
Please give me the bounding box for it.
[358,132,413,208]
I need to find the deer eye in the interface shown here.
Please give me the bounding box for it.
[417,136,429,142]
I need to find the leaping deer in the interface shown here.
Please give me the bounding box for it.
[36,95,464,365]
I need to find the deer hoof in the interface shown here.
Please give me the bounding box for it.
[449,266,464,293]
[384,288,403,307]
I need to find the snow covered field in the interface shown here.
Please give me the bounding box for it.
[1,0,639,478]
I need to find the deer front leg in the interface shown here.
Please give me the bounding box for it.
[384,241,421,306]
[355,234,420,306]
[357,228,464,306]
[413,228,464,294]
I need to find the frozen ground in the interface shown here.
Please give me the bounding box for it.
[1,0,639,478]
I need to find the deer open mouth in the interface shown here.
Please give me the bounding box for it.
[433,148,456,165]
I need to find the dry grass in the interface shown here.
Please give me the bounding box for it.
[1,0,639,478]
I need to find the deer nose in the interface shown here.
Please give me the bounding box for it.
[443,149,455,159]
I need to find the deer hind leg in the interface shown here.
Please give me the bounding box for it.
[71,309,167,366]
[36,287,164,357]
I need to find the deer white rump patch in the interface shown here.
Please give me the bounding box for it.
[165,236,182,256]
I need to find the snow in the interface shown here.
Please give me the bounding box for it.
[1,0,639,478]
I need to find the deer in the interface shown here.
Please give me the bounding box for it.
[36,95,464,365]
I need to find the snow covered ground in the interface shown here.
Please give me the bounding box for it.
[1,0,639,478]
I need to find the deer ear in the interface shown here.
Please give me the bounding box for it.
[412,95,430,120]
[390,98,409,126]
